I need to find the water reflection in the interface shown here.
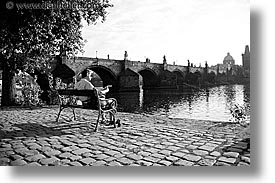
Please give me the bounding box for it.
[139,88,144,108]
[109,84,250,122]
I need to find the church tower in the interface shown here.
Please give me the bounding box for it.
[242,45,250,71]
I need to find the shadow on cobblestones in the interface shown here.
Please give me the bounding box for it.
[0,120,107,139]
[0,123,67,138]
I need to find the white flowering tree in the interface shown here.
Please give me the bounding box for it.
[14,71,42,106]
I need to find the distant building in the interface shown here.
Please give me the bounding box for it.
[208,51,246,78]
[242,45,250,77]
[223,52,235,69]
[209,52,236,74]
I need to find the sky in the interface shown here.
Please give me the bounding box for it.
[79,0,250,66]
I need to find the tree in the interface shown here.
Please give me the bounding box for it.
[0,0,113,106]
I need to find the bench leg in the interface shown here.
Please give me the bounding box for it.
[112,112,116,128]
[72,108,76,120]
[56,107,63,122]
[94,111,101,132]
[108,110,120,128]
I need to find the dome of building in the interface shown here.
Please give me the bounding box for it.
[224,52,234,61]
[223,52,235,65]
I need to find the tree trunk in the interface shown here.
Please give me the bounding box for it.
[1,60,15,106]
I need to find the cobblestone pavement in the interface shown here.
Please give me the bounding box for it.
[0,107,250,166]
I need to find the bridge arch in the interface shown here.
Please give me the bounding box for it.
[159,70,177,86]
[138,68,158,88]
[172,70,185,85]
[118,68,142,90]
[185,70,201,85]
[86,65,118,90]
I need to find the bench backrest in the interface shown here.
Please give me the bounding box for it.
[57,89,99,109]
[57,89,97,98]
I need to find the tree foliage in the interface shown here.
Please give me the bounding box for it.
[0,0,113,105]
[1,0,113,69]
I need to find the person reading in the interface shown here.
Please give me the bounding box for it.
[75,69,111,105]
[75,69,114,122]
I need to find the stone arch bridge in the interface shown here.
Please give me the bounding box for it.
[58,57,209,91]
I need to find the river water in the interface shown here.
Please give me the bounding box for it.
[0,84,250,123]
[109,84,250,122]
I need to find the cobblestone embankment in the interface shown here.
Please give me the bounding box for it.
[0,107,250,166]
